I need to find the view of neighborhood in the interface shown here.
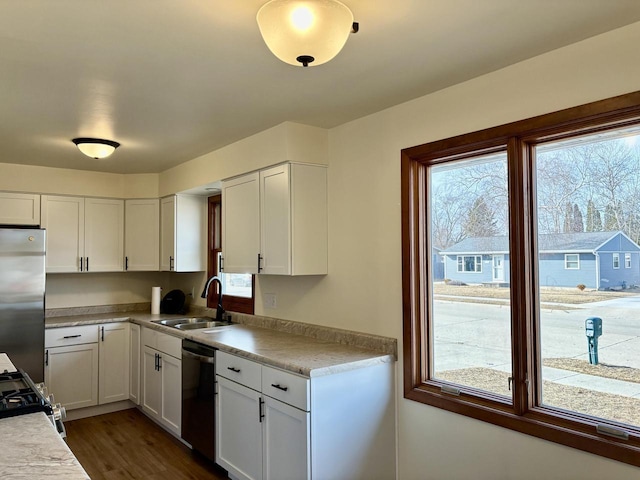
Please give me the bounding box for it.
[428,128,640,427]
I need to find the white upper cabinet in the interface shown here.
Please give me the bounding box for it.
[221,172,260,274]
[0,192,40,225]
[84,198,124,272]
[222,163,327,276]
[125,199,159,271]
[41,195,124,273]
[160,194,206,272]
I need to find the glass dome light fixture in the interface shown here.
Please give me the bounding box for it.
[257,0,359,67]
[72,138,120,159]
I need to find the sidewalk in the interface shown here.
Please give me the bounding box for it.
[492,363,640,398]
[542,366,640,398]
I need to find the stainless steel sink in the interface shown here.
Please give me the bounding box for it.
[175,321,231,330]
[151,317,232,330]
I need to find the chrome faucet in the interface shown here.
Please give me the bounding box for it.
[201,276,226,322]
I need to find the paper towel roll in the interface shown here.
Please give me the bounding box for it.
[151,287,162,314]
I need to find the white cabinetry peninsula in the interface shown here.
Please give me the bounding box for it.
[45,323,130,411]
[141,327,181,436]
[221,162,327,275]
[0,192,40,225]
[160,194,206,272]
[41,195,124,273]
[216,350,393,480]
[124,199,159,271]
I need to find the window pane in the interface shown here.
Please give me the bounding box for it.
[535,127,640,426]
[430,152,512,398]
[216,252,252,298]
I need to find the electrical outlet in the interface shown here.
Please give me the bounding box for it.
[264,293,277,309]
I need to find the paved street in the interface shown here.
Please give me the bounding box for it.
[432,296,640,398]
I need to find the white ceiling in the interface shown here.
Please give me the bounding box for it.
[2,1,640,174]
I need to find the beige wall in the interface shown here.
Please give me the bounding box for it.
[0,163,159,198]
[158,122,328,196]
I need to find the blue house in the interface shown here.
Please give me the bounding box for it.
[432,246,445,280]
[440,231,640,289]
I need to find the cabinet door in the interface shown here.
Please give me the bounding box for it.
[262,396,310,480]
[41,195,84,273]
[160,353,181,437]
[142,346,161,418]
[216,376,263,480]
[98,323,130,404]
[174,195,206,272]
[85,198,124,272]
[160,196,176,271]
[125,199,159,271]
[260,164,291,275]
[129,323,141,405]
[0,192,40,225]
[45,343,98,410]
[222,172,260,274]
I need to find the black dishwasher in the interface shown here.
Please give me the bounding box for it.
[181,339,216,461]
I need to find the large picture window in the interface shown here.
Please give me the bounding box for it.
[401,91,640,467]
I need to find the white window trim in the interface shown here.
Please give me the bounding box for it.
[457,255,482,273]
[625,253,631,269]
[564,253,580,270]
[613,253,620,269]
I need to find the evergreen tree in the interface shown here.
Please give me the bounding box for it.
[572,204,584,232]
[563,202,573,233]
[604,203,618,231]
[593,208,603,231]
[463,197,498,237]
[586,200,595,232]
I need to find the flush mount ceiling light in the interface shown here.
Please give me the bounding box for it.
[257,0,358,67]
[71,138,120,159]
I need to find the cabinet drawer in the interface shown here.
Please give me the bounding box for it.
[45,325,99,347]
[217,351,261,391]
[142,327,181,358]
[262,365,309,411]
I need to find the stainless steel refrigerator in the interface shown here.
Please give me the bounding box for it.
[0,228,45,382]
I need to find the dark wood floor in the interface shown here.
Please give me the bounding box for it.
[65,408,228,480]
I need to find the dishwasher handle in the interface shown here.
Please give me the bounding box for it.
[182,348,215,364]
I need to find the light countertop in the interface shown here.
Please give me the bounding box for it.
[46,311,396,378]
[0,413,89,480]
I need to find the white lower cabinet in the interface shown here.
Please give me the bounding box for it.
[98,322,130,404]
[141,328,181,437]
[216,351,395,480]
[45,323,131,411]
[45,342,99,410]
[217,376,264,480]
[262,396,310,480]
[216,353,310,480]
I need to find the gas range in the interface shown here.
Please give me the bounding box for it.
[0,369,67,437]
